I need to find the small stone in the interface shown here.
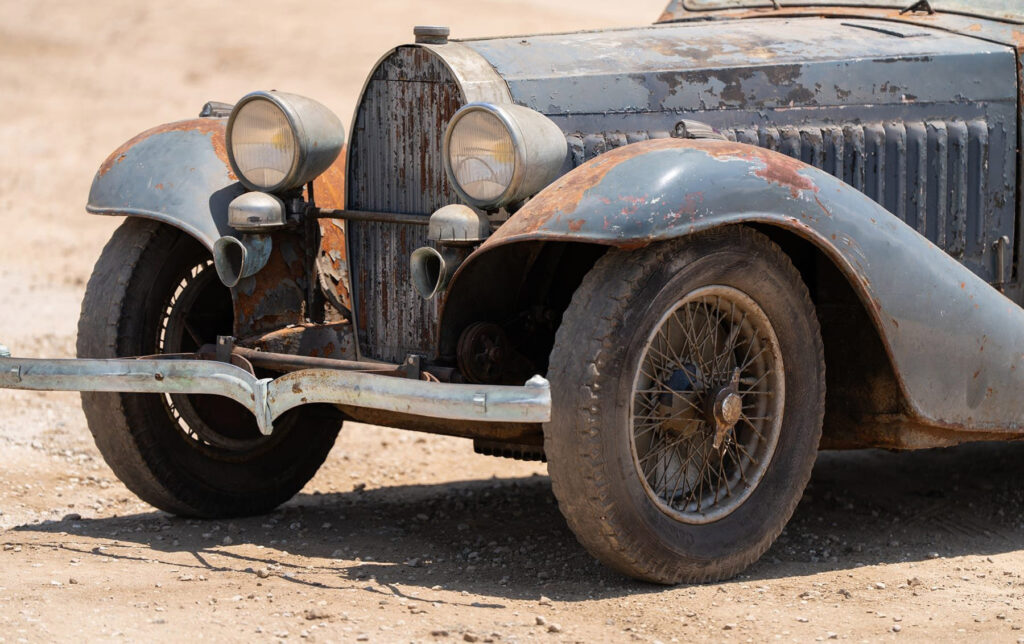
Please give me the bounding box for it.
[69,578,79,585]
[907,577,922,587]
[463,633,480,642]
[431,630,449,637]
[304,609,330,621]
[356,635,369,642]
[222,536,233,546]
[256,568,270,579]
[892,625,902,633]
[797,617,809,623]
[723,624,736,630]
[538,596,553,606]
[827,633,838,640]
[547,624,562,634]
[64,513,82,521]
[178,574,194,582]
[535,616,547,626]
[874,582,886,590]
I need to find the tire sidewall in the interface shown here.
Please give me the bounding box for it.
[550,228,823,579]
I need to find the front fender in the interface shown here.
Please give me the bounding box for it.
[451,138,1024,433]
[86,116,352,337]
[86,118,244,251]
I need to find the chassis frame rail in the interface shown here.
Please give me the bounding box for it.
[0,354,551,435]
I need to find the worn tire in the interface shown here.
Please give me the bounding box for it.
[545,226,825,584]
[77,219,342,518]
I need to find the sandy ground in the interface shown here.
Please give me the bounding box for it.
[1,1,1024,642]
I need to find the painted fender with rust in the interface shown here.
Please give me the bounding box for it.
[84,117,353,341]
[453,138,1024,434]
[86,118,244,251]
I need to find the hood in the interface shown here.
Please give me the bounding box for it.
[460,17,1013,117]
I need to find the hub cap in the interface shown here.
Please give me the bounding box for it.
[630,286,785,524]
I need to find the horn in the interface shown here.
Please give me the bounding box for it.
[212,234,273,288]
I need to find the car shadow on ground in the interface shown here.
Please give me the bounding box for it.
[10,441,1024,602]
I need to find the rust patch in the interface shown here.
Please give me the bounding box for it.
[568,218,585,232]
[233,230,307,337]
[696,139,819,198]
[312,145,346,209]
[97,118,235,180]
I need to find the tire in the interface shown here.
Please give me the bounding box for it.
[545,226,824,584]
[77,219,343,518]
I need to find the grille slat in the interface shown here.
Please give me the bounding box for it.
[347,47,464,362]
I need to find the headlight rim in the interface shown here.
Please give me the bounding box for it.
[443,103,527,211]
[226,91,306,194]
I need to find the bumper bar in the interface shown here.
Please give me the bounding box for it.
[0,354,551,435]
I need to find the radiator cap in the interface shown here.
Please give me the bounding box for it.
[414,25,450,44]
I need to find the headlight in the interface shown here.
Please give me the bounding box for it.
[444,103,567,210]
[226,91,345,193]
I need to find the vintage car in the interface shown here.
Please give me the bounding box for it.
[1,0,1023,584]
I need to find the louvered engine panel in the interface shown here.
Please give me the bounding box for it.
[347,47,464,362]
[567,119,1009,280]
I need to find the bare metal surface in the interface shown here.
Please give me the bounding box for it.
[0,355,551,435]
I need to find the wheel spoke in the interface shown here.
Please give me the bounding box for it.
[631,286,784,524]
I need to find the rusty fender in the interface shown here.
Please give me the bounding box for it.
[87,118,244,251]
[452,138,1024,434]
[86,117,353,339]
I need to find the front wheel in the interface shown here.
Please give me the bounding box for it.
[545,226,824,584]
[77,219,343,518]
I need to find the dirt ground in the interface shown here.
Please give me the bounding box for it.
[1,1,1024,642]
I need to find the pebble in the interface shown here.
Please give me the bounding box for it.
[221,536,233,546]
[538,596,553,606]
[892,625,902,633]
[535,616,547,626]
[463,633,479,642]
[874,582,886,590]
[547,624,562,634]
[256,568,270,579]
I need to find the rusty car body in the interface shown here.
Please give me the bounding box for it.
[2,0,1024,583]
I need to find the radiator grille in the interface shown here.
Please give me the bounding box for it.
[347,47,464,362]
[568,119,1007,274]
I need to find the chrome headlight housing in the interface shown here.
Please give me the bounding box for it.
[443,103,567,210]
[226,91,345,193]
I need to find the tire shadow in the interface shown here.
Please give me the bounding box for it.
[9,440,1024,601]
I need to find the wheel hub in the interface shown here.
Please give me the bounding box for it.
[710,369,742,449]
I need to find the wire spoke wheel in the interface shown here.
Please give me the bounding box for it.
[631,286,784,524]
[545,227,823,583]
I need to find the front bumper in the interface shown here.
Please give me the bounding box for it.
[0,352,551,435]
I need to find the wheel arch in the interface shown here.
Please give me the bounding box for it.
[442,138,1024,442]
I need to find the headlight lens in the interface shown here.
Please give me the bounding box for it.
[444,103,567,210]
[226,91,345,194]
[447,110,515,203]
[228,99,296,191]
